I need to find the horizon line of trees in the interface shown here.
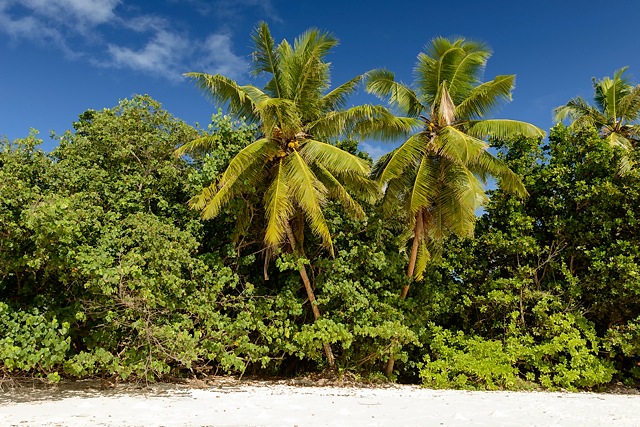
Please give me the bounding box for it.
[1,23,639,390]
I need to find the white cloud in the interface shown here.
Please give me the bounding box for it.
[197,33,248,77]
[20,0,120,25]
[106,30,188,79]
[0,0,119,54]
[0,0,251,81]
[103,29,247,81]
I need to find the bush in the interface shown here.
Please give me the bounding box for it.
[0,302,70,381]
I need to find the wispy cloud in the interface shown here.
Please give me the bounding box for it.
[106,30,189,79]
[0,0,249,80]
[197,33,248,76]
[21,0,120,26]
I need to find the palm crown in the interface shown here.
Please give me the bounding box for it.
[554,67,640,173]
[179,23,408,256]
[366,36,544,284]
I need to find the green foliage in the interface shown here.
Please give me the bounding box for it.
[419,326,521,390]
[0,302,70,381]
[420,314,614,391]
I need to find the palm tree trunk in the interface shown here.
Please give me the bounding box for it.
[403,209,423,298]
[386,209,423,377]
[284,223,336,371]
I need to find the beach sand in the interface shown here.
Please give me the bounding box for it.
[1,380,639,426]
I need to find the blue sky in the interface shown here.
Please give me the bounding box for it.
[2,0,640,157]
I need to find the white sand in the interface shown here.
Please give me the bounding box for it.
[1,382,640,426]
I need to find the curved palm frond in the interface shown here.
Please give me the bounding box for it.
[556,68,640,175]
[263,158,293,247]
[314,163,366,219]
[436,126,488,164]
[285,151,333,254]
[321,75,363,111]
[333,171,380,204]
[192,139,272,219]
[380,172,413,217]
[627,124,640,140]
[440,163,485,236]
[251,21,283,98]
[195,158,264,220]
[455,75,515,119]
[365,69,424,116]
[594,67,630,120]
[252,95,302,133]
[606,132,633,151]
[376,133,428,184]
[618,84,640,122]
[174,133,220,157]
[409,155,439,213]
[415,37,490,105]
[218,138,272,186]
[465,119,545,140]
[554,97,604,126]
[300,138,370,175]
[307,105,419,141]
[471,150,528,197]
[184,73,258,122]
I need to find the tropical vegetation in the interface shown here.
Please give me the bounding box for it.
[1,25,640,392]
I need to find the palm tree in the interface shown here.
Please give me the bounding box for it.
[554,67,640,173]
[177,23,410,370]
[366,36,544,375]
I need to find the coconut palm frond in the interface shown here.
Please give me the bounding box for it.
[471,150,528,197]
[321,75,364,111]
[618,84,640,122]
[409,155,439,213]
[285,151,333,254]
[314,163,366,219]
[174,134,220,157]
[335,171,381,204]
[184,73,258,122]
[412,238,431,281]
[365,69,424,116]
[456,75,515,119]
[594,67,630,120]
[416,37,490,105]
[436,126,488,164]
[607,132,633,151]
[251,22,284,98]
[377,133,429,184]
[466,119,545,140]
[300,139,370,175]
[218,138,271,186]
[263,158,294,248]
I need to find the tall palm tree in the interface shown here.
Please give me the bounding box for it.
[368,36,544,294]
[366,36,544,375]
[554,67,640,173]
[177,23,410,370]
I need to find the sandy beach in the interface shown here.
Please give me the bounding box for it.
[1,380,640,426]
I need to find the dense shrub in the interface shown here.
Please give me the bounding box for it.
[1,98,638,388]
